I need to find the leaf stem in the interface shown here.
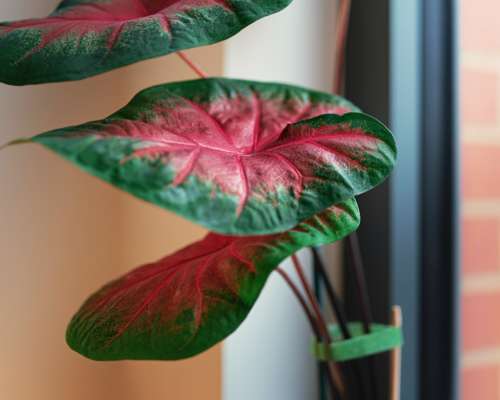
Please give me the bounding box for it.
[311,248,351,338]
[347,234,374,330]
[176,51,208,79]
[347,233,380,399]
[276,267,344,399]
[276,267,319,337]
[276,267,342,399]
[313,247,370,399]
[291,254,346,399]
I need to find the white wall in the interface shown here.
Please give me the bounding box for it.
[222,1,339,399]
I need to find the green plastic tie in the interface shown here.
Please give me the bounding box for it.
[312,322,403,362]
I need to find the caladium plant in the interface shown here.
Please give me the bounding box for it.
[0,0,292,85]
[1,0,397,397]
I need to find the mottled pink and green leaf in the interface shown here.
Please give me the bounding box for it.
[0,0,292,85]
[18,78,395,235]
[66,199,360,360]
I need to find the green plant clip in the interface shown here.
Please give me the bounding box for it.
[312,322,403,362]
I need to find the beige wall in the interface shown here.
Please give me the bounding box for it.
[0,2,222,399]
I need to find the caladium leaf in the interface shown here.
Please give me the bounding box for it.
[0,0,292,85]
[18,78,395,235]
[66,199,360,361]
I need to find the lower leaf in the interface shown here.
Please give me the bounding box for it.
[66,198,360,360]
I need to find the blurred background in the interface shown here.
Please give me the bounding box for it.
[1,0,499,399]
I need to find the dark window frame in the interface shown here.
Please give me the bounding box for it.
[342,1,460,399]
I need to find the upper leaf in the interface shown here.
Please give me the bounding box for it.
[25,78,395,235]
[66,199,360,361]
[0,0,292,85]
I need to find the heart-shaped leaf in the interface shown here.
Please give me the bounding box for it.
[16,78,395,235]
[0,0,292,85]
[66,199,360,361]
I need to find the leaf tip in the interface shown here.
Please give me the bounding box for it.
[0,137,31,151]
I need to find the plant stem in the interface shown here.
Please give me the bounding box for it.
[312,247,369,400]
[291,255,346,399]
[311,248,351,338]
[176,51,207,79]
[347,234,374,330]
[347,233,380,399]
[292,256,330,349]
[276,268,341,400]
[333,0,352,94]
[276,267,319,337]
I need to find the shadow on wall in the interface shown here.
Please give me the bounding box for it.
[0,2,222,399]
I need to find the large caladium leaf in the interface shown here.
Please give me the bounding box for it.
[14,78,396,235]
[66,199,360,360]
[0,0,292,85]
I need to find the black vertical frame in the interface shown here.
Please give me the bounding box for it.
[420,0,460,399]
[343,0,459,399]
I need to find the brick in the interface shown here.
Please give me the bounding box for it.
[461,69,498,124]
[462,145,500,199]
[463,291,500,350]
[462,218,500,274]
[462,0,500,52]
[462,366,500,400]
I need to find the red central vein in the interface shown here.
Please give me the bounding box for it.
[193,254,215,327]
[125,140,242,160]
[106,120,198,147]
[235,156,249,216]
[250,92,262,152]
[107,22,126,50]
[113,121,246,160]
[183,99,235,148]
[173,148,201,186]
[268,152,331,192]
[88,241,232,317]
[263,132,376,152]
[89,267,170,316]
[155,12,172,32]
[111,267,180,341]
[268,153,304,197]
[256,103,314,149]
[229,242,256,273]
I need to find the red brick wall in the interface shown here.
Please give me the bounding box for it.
[462,0,500,397]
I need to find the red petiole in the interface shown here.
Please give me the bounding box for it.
[176,51,208,79]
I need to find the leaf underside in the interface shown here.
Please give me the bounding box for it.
[66,199,360,361]
[27,78,396,235]
[0,0,292,85]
